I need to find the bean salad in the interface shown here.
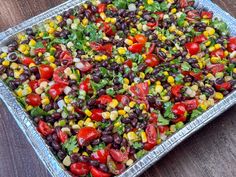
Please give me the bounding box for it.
[0,0,236,176]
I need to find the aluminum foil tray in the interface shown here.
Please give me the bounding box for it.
[0,0,236,177]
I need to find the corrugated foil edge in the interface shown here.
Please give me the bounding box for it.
[0,0,236,177]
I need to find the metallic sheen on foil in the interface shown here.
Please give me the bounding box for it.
[0,0,236,177]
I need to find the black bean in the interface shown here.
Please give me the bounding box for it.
[70,154,79,163]
[215,78,224,85]
[113,133,122,144]
[52,141,61,151]
[52,112,61,119]
[101,135,113,143]
[0,65,6,74]
[131,118,138,127]
[90,160,99,167]
[121,118,131,124]
[57,150,66,160]
[99,164,109,172]
[91,139,100,146]
[78,155,90,163]
[92,75,101,83]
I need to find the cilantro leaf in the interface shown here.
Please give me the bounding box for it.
[212,19,229,35]
[106,88,116,96]
[132,142,143,150]
[190,108,204,121]
[135,150,148,159]
[93,143,106,152]
[158,112,170,125]
[62,136,78,155]
[164,102,175,119]
[30,107,49,117]
[91,79,108,92]
[35,41,45,49]
[177,13,186,27]
[175,74,184,84]
[181,61,191,71]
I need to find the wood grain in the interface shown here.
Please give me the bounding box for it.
[0,1,236,177]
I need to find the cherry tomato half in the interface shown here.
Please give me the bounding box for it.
[21,57,35,66]
[182,99,199,111]
[171,85,184,97]
[38,120,53,136]
[145,54,159,67]
[70,162,90,176]
[91,109,103,122]
[215,82,231,91]
[39,64,54,80]
[144,142,156,151]
[207,64,225,75]
[115,95,130,107]
[201,11,213,19]
[60,51,73,66]
[158,125,169,134]
[77,127,101,146]
[149,112,158,124]
[211,49,225,59]
[124,59,133,68]
[79,78,92,93]
[48,83,66,99]
[97,95,113,105]
[128,43,144,53]
[107,156,126,175]
[57,130,68,143]
[130,82,149,99]
[90,166,111,177]
[53,66,69,85]
[97,3,106,13]
[172,116,187,123]
[134,34,147,44]
[26,93,41,107]
[91,149,109,164]
[100,22,116,36]
[109,148,129,163]
[228,37,236,52]
[28,80,39,92]
[179,0,188,8]
[76,61,93,72]
[172,102,187,116]
[185,42,200,56]
[193,34,207,43]
[146,124,157,145]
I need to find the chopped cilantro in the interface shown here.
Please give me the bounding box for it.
[190,108,204,121]
[164,102,175,119]
[106,88,116,96]
[177,13,186,27]
[30,107,49,117]
[212,19,229,35]
[135,150,148,159]
[93,143,106,152]
[132,142,143,150]
[181,61,191,71]
[62,136,78,155]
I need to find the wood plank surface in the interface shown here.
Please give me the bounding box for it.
[0,0,236,177]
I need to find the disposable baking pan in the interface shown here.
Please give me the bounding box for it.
[0,0,236,176]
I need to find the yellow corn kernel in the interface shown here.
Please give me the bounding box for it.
[48,27,55,34]
[203,31,209,37]
[130,28,137,34]
[102,112,110,119]
[169,25,176,32]
[50,63,57,69]
[82,18,88,26]
[100,12,106,20]
[26,105,33,111]
[141,131,147,143]
[176,30,183,36]
[171,8,177,14]
[124,113,129,118]
[15,89,23,97]
[24,86,32,95]
[123,133,128,139]
[0,52,7,58]
[105,17,111,23]
[56,15,63,23]
[139,5,144,10]
[117,47,126,55]
[29,39,36,47]
[110,110,118,121]
[84,118,91,124]
[139,72,145,79]
[109,99,119,108]
[162,96,170,102]
[147,0,154,4]
[156,81,161,85]
[123,78,130,85]
[47,56,55,63]
[210,57,220,64]
[163,71,169,76]
[84,109,92,117]
[110,18,116,24]
[64,96,71,104]
[18,44,27,53]
[42,98,50,105]
[137,23,143,31]
[127,132,139,141]
[124,106,131,113]
[139,103,146,110]
[157,138,162,144]
[205,40,211,47]
[214,92,224,100]
[29,63,36,68]
[224,51,229,57]
[167,76,175,83]
[123,83,129,90]
[101,55,108,60]
[82,152,89,156]
[78,120,84,127]
[200,102,208,110]
[129,101,136,108]
[2,60,10,66]
[146,79,151,86]
[114,121,121,128]
[155,85,164,93]
[72,147,79,153]
[124,39,133,46]
[206,27,215,35]
[118,110,126,115]
[214,44,221,50]
[233,68,236,73]
[94,55,103,61]
[209,46,215,52]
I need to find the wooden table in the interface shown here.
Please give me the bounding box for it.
[0,1,236,177]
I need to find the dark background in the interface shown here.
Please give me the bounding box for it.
[0,0,236,177]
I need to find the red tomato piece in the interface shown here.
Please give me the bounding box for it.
[35,48,46,55]
[103,44,113,56]
[26,93,41,107]
[70,162,90,176]
[182,99,199,111]
[124,59,133,68]
[134,34,147,44]
[189,71,203,81]
[76,61,93,72]
[91,109,103,122]
[211,49,225,59]
[149,112,158,124]
[171,85,184,97]
[187,10,200,22]
[77,127,101,146]
[201,11,213,19]
[172,102,187,116]
[79,78,92,93]
[53,66,69,85]
[128,43,144,53]
[29,80,39,92]
[107,156,126,175]
[38,120,53,136]
[146,124,157,145]
[145,54,159,67]
[100,22,116,36]
[147,22,158,29]
[109,148,129,163]
[98,3,106,13]
[130,82,149,99]
[158,125,169,134]
[91,149,109,164]
[193,34,207,43]
[90,166,111,177]
[21,57,35,66]
[215,82,231,91]
[39,64,54,80]
[207,64,225,75]
[48,83,66,99]
[155,12,164,20]
[185,42,200,55]
[97,95,113,105]
[60,51,73,65]
[228,37,236,52]
[146,43,156,55]
[172,116,187,123]
[90,42,113,56]
[144,142,156,151]
[57,130,68,143]
[179,0,188,8]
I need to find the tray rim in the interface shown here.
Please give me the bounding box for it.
[1,0,236,177]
